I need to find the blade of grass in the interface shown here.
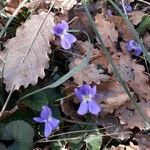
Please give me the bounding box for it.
[82,0,150,128]
[108,0,150,64]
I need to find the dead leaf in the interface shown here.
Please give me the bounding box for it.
[115,101,150,129]
[98,79,130,114]
[3,13,54,91]
[95,13,118,47]
[109,16,133,42]
[110,49,150,101]
[130,11,145,25]
[69,58,110,85]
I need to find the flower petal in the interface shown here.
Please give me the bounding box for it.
[61,36,71,49]
[88,100,101,115]
[61,20,69,31]
[79,84,93,96]
[91,86,96,98]
[61,33,76,49]
[50,118,60,129]
[75,88,83,101]
[40,106,52,119]
[77,101,88,115]
[134,47,142,56]
[33,117,45,123]
[44,122,53,137]
[64,33,77,44]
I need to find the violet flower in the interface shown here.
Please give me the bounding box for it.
[33,106,60,138]
[53,20,77,49]
[125,4,132,13]
[75,84,101,115]
[127,40,143,56]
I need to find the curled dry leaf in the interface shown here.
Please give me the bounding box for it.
[3,13,55,91]
[98,79,130,114]
[95,13,118,47]
[130,11,145,25]
[115,101,150,129]
[69,58,110,85]
[109,16,133,42]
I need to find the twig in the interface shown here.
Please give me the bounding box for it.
[137,0,150,5]
[0,55,6,63]
[121,0,128,17]
[0,86,15,117]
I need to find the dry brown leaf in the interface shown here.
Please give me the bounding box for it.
[115,101,150,129]
[109,16,133,42]
[95,13,118,47]
[69,58,110,85]
[106,142,140,150]
[111,47,150,101]
[98,79,130,114]
[3,13,54,91]
[130,11,145,25]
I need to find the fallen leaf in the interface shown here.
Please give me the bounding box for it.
[69,58,110,85]
[109,16,133,42]
[115,101,150,129]
[3,12,54,91]
[130,11,145,25]
[95,13,118,47]
[98,79,130,114]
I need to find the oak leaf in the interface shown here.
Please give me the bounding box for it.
[3,13,54,91]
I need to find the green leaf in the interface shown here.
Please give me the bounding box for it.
[21,87,48,111]
[51,141,63,150]
[2,120,34,150]
[137,15,150,35]
[84,133,102,150]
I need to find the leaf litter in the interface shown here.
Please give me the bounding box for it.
[0,0,150,149]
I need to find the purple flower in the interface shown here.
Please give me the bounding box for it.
[125,4,132,13]
[75,84,101,115]
[33,106,60,138]
[127,40,143,56]
[53,20,77,49]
